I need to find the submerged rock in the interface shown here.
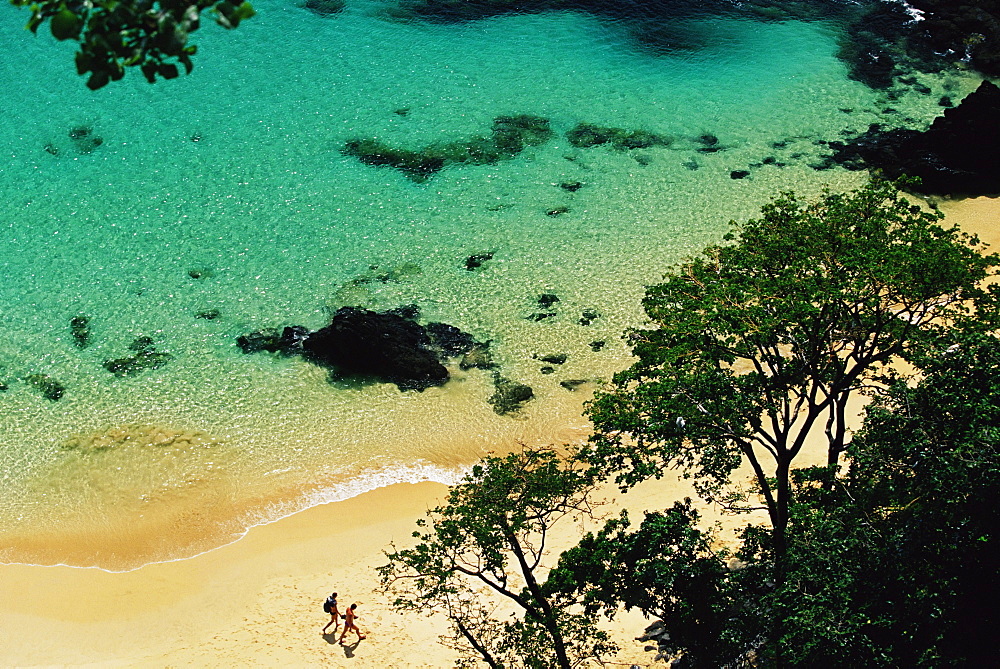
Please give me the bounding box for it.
[488,375,534,415]
[25,373,65,401]
[343,114,553,182]
[537,293,560,309]
[459,341,496,370]
[426,321,477,357]
[566,122,670,150]
[829,80,1000,195]
[465,252,494,270]
[69,125,103,153]
[61,423,219,451]
[70,315,91,348]
[303,0,345,14]
[103,337,173,377]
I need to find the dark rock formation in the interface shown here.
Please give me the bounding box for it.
[426,322,477,357]
[579,308,600,326]
[538,353,567,365]
[838,2,909,89]
[537,293,560,309]
[103,337,173,377]
[829,80,1000,195]
[70,315,91,348]
[488,375,534,414]
[465,252,494,270]
[196,309,221,320]
[238,308,485,391]
[908,0,1000,77]
[560,379,589,391]
[559,181,584,192]
[342,114,552,182]
[730,170,750,179]
[302,307,449,391]
[26,373,64,401]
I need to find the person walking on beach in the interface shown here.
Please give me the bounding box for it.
[338,603,365,644]
[322,592,340,635]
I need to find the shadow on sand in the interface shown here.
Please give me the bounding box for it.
[322,632,363,658]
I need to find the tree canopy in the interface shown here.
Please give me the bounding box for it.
[584,179,999,559]
[11,0,254,89]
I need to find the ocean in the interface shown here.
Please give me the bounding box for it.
[0,0,977,569]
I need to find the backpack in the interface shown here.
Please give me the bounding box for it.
[323,595,336,614]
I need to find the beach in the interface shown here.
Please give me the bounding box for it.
[0,479,676,667]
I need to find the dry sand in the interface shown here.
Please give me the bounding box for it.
[0,195,995,668]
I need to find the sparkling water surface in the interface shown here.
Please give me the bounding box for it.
[0,0,976,569]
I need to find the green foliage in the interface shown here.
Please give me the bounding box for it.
[379,448,615,668]
[548,499,768,667]
[11,0,254,89]
[584,178,998,540]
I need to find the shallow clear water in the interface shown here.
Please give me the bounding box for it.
[0,0,977,569]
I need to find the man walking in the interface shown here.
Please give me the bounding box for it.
[338,603,365,644]
[322,592,340,635]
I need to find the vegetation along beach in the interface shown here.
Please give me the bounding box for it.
[0,0,997,665]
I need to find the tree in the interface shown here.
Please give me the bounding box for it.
[379,448,615,668]
[11,0,255,89]
[584,179,998,566]
[575,179,999,664]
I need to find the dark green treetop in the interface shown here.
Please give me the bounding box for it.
[11,0,255,89]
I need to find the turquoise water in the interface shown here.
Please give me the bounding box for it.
[0,0,977,569]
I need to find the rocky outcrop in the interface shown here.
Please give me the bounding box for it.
[908,0,1000,77]
[302,307,450,390]
[828,80,1000,195]
[238,307,484,391]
